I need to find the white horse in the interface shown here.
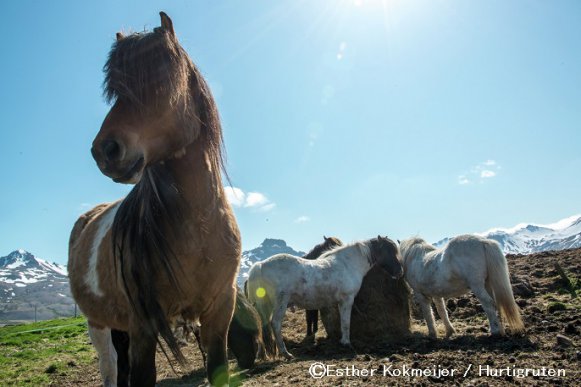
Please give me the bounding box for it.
[247,236,403,359]
[399,235,524,338]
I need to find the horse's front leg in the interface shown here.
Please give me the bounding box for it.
[416,293,438,339]
[337,294,355,346]
[272,293,293,359]
[200,286,236,386]
[88,323,118,387]
[111,329,130,387]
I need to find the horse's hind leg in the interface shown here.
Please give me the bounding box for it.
[272,294,293,359]
[433,298,455,338]
[306,309,317,336]
[200,288,236,386]
[471,285,504,336]
[415,293,438,339]
[88,324,118,387]
[193,325,207,366]
[111,329,130,387]
[128,331,157,386]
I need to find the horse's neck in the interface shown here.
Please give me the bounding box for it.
[405,247,438,278]
[165,139,224,213]
[338,245,373,277]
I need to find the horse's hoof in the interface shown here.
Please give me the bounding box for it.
[282,352,294,360]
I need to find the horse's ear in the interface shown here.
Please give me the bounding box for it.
[116,32,124,41]
[397,239,401,245]
[323,235,328,241]
[377,234,381,240]
[159,11,175,37]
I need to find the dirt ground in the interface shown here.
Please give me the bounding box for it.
[56,248,580,386]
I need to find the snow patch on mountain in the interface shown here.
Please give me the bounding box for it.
[435,214,581,254]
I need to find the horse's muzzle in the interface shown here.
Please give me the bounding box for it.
[91,140,145,184]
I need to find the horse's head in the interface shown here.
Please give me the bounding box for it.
[322,235,343,251]
[370,235,403,279]
[304,236,343,260]
[92,12,209,183]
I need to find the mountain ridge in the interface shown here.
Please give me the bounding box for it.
[435,214,581,254]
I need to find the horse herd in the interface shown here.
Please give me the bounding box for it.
[67,13,525,386]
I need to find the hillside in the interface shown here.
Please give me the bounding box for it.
[25,247,580,386]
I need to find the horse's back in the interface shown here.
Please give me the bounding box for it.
[69,204,110,251]
[249,253,325,294]
[444,234,501,263]
[446,234,495,250]
[259,253,306,270]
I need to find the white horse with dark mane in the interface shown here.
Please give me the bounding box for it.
[399,235,524,338]
[247,236,403,359]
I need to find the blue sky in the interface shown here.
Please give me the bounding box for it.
[0,0,580,265]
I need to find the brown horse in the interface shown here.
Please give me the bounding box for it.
[302,236,343,337]
[68,12,241,386]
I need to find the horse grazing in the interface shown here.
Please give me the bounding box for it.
[302,236,343,337]
[187,286,263,370]
[248,236,402,359]
[227,287,264,369]
[399,235,524,339]
[68,13,241,386]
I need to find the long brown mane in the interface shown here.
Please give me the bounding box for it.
[106,26,227,363]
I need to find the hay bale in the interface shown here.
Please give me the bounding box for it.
[320,266,411,342]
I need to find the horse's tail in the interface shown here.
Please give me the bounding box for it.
[483,240,525,333]
[247,263,278,358]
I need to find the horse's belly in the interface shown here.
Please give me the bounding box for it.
[291,297,330,310]
[290,286,338,310]
[420,279,468,298]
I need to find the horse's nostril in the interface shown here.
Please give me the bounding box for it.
[102,139,122,162]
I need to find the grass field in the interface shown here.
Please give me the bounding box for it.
[0,317,94,386]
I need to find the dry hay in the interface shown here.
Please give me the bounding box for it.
[320,266,411,342]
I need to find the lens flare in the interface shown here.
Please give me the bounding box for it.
[256,287,266,298]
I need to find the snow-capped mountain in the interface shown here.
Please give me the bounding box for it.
[435,215,581,254]
[0,250,73,322]
[238,238,305,286]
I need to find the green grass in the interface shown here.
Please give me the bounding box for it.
[0,317,95,386]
